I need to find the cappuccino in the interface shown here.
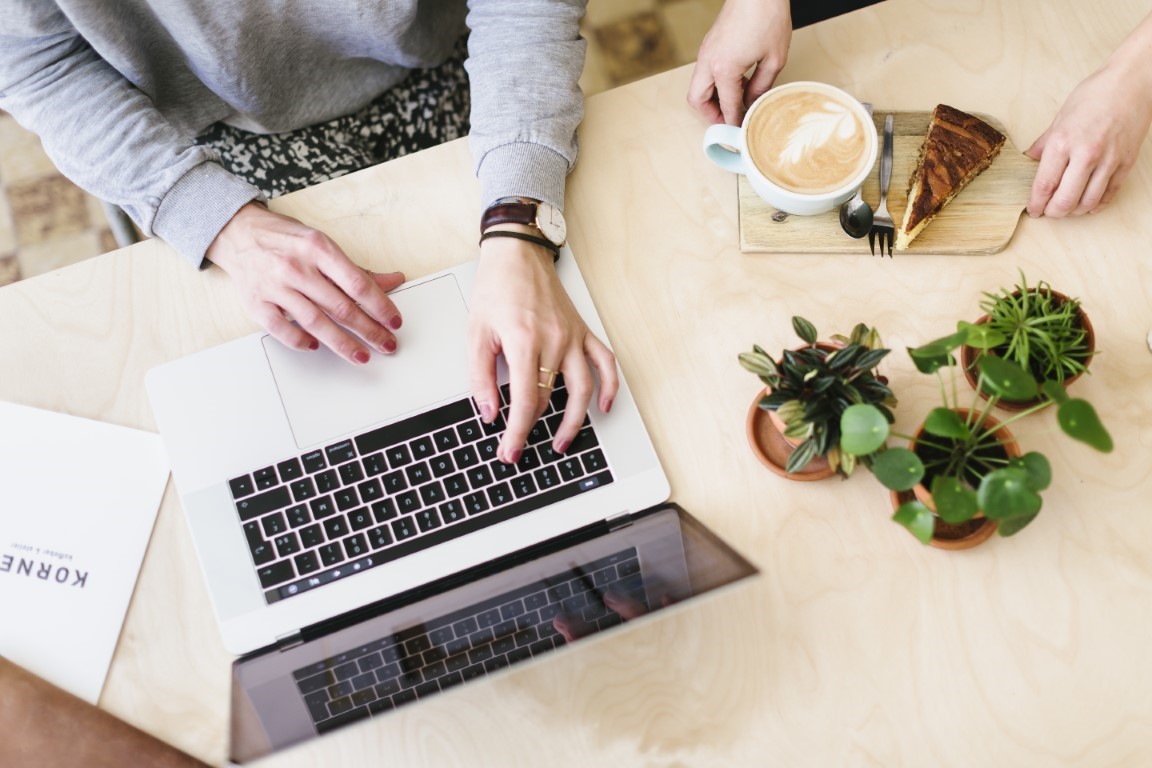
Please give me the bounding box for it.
[745,86,871,195]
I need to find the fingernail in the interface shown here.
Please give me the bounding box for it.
[389,315,403,330]
[308,340,319,351]
[475,401,492,421]
[353,350,370,364]
[383,338,397,353]
[508,448,522,464]
[603,398,614,413]
[555,439,570,454]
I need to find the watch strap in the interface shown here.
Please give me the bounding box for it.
[478,230,560,262]
[480,202,538,234]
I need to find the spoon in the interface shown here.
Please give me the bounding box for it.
[839,188,873,239]
[839,102,875,239]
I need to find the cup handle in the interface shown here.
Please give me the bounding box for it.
[703,124,747,174]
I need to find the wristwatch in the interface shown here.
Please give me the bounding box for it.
[480,197,567,248]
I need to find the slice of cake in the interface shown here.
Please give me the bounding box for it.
[895,104,1006,251]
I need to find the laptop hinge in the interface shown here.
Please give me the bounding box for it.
[605,511,634,531]
[275,631,304,652]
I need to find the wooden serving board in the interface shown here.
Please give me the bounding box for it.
[738,111,1036,254]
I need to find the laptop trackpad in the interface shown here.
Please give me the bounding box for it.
[262,274,471,449]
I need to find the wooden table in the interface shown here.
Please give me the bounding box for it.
[3,0,1151,764]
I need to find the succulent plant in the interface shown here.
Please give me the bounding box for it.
[739,316,896,475]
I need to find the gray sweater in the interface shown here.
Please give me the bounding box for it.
[0,0,586,266]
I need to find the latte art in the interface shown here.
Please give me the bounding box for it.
[746,88,871,195]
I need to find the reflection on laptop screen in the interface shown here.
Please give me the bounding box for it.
[229,504,757,762]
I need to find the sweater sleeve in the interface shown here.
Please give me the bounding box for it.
[464,0,587,211]
[0,2,261,267]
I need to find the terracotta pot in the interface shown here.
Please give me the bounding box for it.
[960,288,1095,412]
[746,388,834,481]
[902,407,1019,549]
[890,489,998,550]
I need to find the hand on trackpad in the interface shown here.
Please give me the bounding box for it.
[262,274,471,449]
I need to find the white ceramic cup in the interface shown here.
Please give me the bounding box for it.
[703,81,877,216]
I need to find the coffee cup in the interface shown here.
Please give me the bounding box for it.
[703,81,877,216]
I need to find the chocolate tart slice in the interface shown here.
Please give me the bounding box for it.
[896,104,1006,251]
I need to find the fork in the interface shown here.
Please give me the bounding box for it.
[869,113,895,258]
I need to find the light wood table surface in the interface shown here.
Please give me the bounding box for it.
[2,0,1151,765]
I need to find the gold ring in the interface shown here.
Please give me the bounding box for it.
[538,366,559,389]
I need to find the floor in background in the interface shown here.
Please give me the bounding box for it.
[0,0,718,288]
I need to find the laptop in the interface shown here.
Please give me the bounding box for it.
[146,248,758,758]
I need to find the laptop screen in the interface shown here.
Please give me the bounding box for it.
[229,503,758,762]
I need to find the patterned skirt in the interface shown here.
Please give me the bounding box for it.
[195,38,471,198]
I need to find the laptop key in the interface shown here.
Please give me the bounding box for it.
[348,507,373,532]
[325,440,357,466]
[371,498,398,523]
[261,512,287,537]
[300,523,324,549]
[416,509,441,532]
[452,445,480,470]
[411,437,435,461]
[277,457,304,482]
[323,516,349,540]
[439,500,465,524]
[367,525,393,549]
[385,444,412,469]
[433,428,459,452]
[301,450,327,473]
[405,461,431,486]
[289,477,317,502]
[344,533,368,558]
[253,466,277,490]
[236,486,291,520]
[295,550,320,576]
[334,487,360,511]
[442,472,468,497]
[511,475,537,499]
[463,492,489,516]
[362,452,387,476]
[285,504,310,528]
[456,419,483,444]
[486,482,512,507]
[358,478,383,504]
[418,481,445,507]
[315,469,339,494]
[429,455,454,478]
[274,532,300,558]
[396,490,421,514]
[318,543,344,567]
[229,475,254,499]
[338,462,364,486]
[257,560,294,588]
[581,449,607,473]
[391,517,417,541]
[310,495,337,519]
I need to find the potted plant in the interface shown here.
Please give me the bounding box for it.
[960,272,1095,411]
[839,325,1112,547]
[739,316,896,480]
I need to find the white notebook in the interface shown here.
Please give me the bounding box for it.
[0,402,169,704]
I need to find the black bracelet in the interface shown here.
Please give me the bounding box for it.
[478,230,560,262]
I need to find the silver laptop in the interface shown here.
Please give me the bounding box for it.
[146,248,672,655]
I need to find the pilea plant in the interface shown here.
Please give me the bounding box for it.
[838,323,1112,544]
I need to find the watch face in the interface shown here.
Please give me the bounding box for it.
[536,203,567,246]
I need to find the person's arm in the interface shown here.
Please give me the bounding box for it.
[687,0,793,126]
[464,0,618,464]
[1025,10,1152,217]
[0,2,404,365]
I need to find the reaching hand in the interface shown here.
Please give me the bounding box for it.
[467,235,618,464]
[687,0,792,126]
[206,202,406,364]
[1026,16,1152,217]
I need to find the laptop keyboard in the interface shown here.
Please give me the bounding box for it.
[291,547,646,733]
[228,379,614,604]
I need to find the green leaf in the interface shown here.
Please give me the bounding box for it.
[1041,380,1070,404]
[784,436,819,474]
[977,355,1039,401]
[923,407,969,439]
[840,404,890,456]
[1013,452,1052,491]
[929,475,978,524]
[997,511,1040,537]
[738,351,779,379]
[870,447,924,491]
[959,321,1007,350]
[792,316,818,346]
[1057,399,1114,453]
[910,329,969,360]
[855,348,891,371]
[908,346,955,374]
[978,468,1043,520]
[776,399,805,424]
[892,501,935,545]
